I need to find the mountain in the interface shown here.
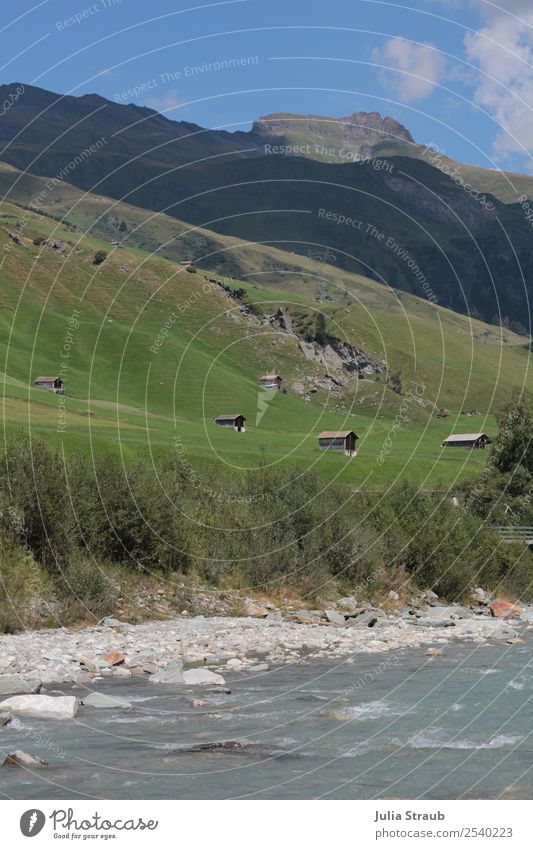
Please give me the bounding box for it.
[246,111,415,160]
[246,110,533,204]
[0,83,532,330]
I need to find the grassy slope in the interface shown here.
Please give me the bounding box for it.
[0,191,530,487]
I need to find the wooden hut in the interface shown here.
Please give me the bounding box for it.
[318,430,358,457]
[214,414,246,432]
[441,432,491,450]
[34,376,64,395]
[258,374,283,390]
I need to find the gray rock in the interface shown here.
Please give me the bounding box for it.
[471,587,492,605]
[423,590,440,605]
[345,612,378,628]
[3,750,48,768]
[324,609,346,625]
[520,609,533,623]
[0,675,42,696]
[82,693,132,709]
[182,669,226,686]
[152,660,185,684]
[248,663,269,672]
[0,695,78,720]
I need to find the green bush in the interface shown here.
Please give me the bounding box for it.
[93,250,108,265]
[56,556,119,622]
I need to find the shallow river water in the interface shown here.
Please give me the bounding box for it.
[1,637,531,799]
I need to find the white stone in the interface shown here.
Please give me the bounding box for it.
[182,669,226,686]
[0,695,78,720]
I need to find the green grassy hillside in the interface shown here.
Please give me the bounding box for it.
[0,193,531,487]
[2,86,533,327]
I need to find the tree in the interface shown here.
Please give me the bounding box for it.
[314,313,328,346]
[493,389,533,475]
[118,220,127,232]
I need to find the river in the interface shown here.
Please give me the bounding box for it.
[1,637,531,799]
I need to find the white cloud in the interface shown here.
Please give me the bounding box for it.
[372,37,446,103]
[463,4,533,163]
[145,90,183,113]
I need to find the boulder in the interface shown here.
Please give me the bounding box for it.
[0,695,78,720]
[324,609,346,626]
[182,669,226,686]
[82,693,132,709]
[101,652,125,667]
[423,590,439,605]
[471,587,492,605]
[3,750,48,768]
[489,601,525,619]
[152,660,185,684]
[345,612,378,628]
[110,667,131,678]
[79,656,104,673]
[244,599,269,618]
[0,675,42,696]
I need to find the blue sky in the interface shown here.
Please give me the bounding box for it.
[3,0,533,172]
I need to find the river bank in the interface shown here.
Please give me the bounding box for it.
[0,596,530,690]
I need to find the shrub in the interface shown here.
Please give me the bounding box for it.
[93,250,107,265]
[55,556,119,622]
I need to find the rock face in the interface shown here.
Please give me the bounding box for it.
[3,750,48,768]
[0,675,42,696]
[0,695,78,720]
[182,669,226,686]
[82,693,132,709]
[298,339,385,376]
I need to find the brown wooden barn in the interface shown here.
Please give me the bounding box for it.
[258,374,283,390]
[318,430,358,456]
[441,432,491,450]
[34,376,64,395]
[214,414,246,432]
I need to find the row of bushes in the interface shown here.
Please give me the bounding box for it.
[0,433,531,631]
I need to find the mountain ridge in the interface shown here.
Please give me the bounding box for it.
[0,83,532,329]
